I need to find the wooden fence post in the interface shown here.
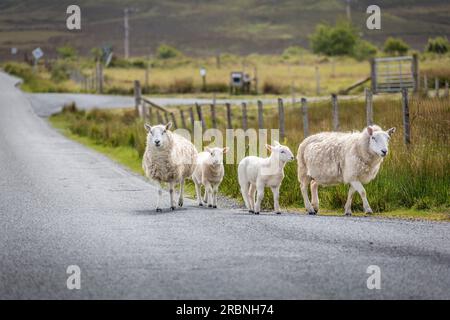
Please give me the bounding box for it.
[423,74,428,96]
[195,103,206,130]
[365,88,373,126]
[170,112,178,129]
[241,102,248,130]
[401,88,411,145]
[189,107,195,132]
[331,93,339,131]
[134,80,141,117]
[435,78,440,98]
[412,53,419,93]
[315,66,320,96]
[148,105,153,124]
[180,109,187,129]
[226,103,232,129]
[278,98,285,140]
[156,111,163,123]
[370,58,377,93]
[301,97,309,138]
[445,81,449,98]
[257,100,264,129]
[96,61,103,94]
[164,112,170,124]
[210,104,217,128]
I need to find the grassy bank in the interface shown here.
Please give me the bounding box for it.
[49,94,450,221]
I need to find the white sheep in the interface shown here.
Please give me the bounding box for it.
[238,141,294,214]
[142,122,198,211]
[192,147,229,208]
[297,125,396,216]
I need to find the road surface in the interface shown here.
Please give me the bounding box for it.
[1,72,449,299]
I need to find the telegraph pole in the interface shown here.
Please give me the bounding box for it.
[346,0,351,22]
[124,8,129,59]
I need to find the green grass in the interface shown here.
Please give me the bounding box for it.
[48,96,450,222]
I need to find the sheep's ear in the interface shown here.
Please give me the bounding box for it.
[387,127,396,136]
[144,123,152,132]
[222,147,230,154]
[165,122,172,130]
[367,126,373,136]
[273,140,281,146]
[265,144,272,152]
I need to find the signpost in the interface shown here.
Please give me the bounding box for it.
[200,67,207,91]
[32,47,44,73]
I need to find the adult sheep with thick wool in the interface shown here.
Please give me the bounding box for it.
[297,125,396,216]
[142,122,198,211]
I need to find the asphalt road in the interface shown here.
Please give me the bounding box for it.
[1,72,449,299]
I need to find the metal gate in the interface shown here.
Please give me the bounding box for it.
[371,55,419,93]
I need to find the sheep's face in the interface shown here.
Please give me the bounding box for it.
[144,122,172,149]
[266,141,295,162]
[205,147,229,166]
[367,126,396,157]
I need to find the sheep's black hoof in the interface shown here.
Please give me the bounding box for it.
[170,206,176,211]
[213,205,217,209]
[276,211,281,215]
[345,212,352,216]
[254,212,260,215]
[249,210,254,213]
[199,203,203,207]
[178,200,183,207]
[308,210,316,215]
[208,204,213,208]
[156,208,162,212]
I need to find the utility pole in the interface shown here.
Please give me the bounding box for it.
[124,8,130,59]
[346,0,351,22]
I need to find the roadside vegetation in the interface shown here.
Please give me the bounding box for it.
[50,94,450,221]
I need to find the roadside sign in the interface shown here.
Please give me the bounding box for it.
[105,52,113,67]
[32,47,44,60]
[11,47,17,55]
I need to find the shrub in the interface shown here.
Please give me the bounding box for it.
[51,60,71,81]
[425,37,449,55]
[282,46,307,59]
[352,40,378,61]
[383,37,409,56]
[263,81,283,94]
[57,45,77,60]
[168,78,194,93]
[309,21,358,56]
[203,82,229,93]
[156,44,182,59]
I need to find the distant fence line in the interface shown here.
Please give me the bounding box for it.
[133,79,449,146]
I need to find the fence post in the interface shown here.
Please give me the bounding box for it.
[435,78,440,98]
[423,74,428,96]
[315,66,320,96]
[164,112,170,124]
[257,100,264,129]
[195,103,206,130]
[370,58,377,93]
[445,81,449,98]
[365,88,373,126]
[241,102,248,130]
[134,80,141,117]
[412,53,419,93]
[401,88,411,145]
[189,107,195,132]
[180,109,187,129]
[331,93,339,131]
[96,61,103,94]
[210,104,217,128]
[226,103,232,129]
[278,98,285,140]
[156,111,163,123]
[301,97,309,138]
[170,112,178,129]
[254,66,258,95]
[148,105,153,124]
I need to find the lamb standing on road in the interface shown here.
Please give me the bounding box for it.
[142,122,198,212]
[297,125,396,216]
[192,147,229,208]
[238,141,294,214]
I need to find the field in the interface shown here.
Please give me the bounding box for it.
[49,93,450,221]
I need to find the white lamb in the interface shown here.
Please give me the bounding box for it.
[238,141,294,214]
[192,147,229,208]
[142,122,198,212]
[297,125,396,216]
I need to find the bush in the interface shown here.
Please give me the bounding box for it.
[425,37,449,55]
[352,40,378,61]
[203,82,229,93]
[156,44,182,59]
[51,60,72,81]
[57,45,77,60]
[263,81,283,94]
[309,21,358,56]
[383,37,409,56]
[168,78,194,93]
[282,46,307,59]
